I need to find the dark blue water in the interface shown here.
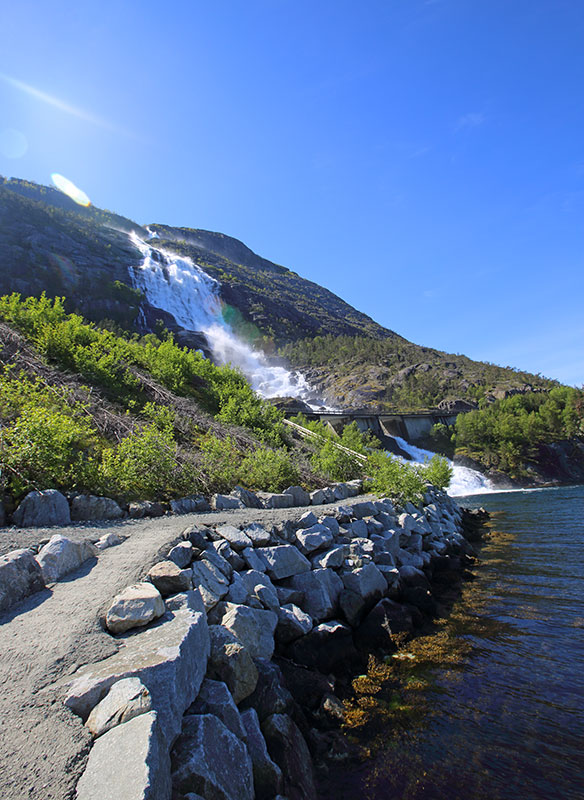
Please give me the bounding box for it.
[333,485,584,800]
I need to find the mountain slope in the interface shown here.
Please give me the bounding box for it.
[0,176,558,410]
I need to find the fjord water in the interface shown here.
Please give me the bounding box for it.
[344,484,584,800]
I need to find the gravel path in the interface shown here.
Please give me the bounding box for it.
[0,495,375,800]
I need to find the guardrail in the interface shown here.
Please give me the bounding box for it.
[282,418,368,464]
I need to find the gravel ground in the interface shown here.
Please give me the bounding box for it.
[0,494,375,800]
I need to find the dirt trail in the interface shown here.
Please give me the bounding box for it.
[0,496,374,800]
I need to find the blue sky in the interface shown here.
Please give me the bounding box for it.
[1,0,583,385]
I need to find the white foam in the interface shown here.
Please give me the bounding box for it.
[391,435,495,497]
[129,233,327,406]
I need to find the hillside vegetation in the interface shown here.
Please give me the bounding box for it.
[0,294,452,508]
[453,388,584,478]
[279,334,558,411]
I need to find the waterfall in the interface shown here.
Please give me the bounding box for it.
[129,233,325,406]
[391,435,495,497]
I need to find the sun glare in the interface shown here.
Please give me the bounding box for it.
[51,173,91,206]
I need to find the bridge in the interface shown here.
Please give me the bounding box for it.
[293,408,459,446]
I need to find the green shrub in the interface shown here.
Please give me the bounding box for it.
[422,454,453,491]
[98,422,194,500]
[240,447,300,492]
[198,433,244,493]
[0,375,101,499]
[0,293,289,444]
[365,451,427,504]
[311,440,363,482]
[365,451,452,504]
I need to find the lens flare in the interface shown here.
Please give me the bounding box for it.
[51,173,91,206]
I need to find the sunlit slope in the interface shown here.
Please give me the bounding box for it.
[0,176,557,410]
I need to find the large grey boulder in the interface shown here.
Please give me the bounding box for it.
[289,568,343,622]
[13,489,70,527]
[262,713,317,800]
[225,571,251,605]
[188,678,246,741]
[105,582,165,633]
[346,479,363,496]
[255,545,311,580]
[147,561,192,597]
[284,486,310,506]
[85,677,152,738]
[241,546,267,572]
[191,559,229,610]
[207,625,258,704]
[320,515,341,536]
[341,563,387,605]
[0,549,45,613]
[65,591,209,750]
[76,711,170,800]
[257,492,293,509]
[171,714,254,800]
[294,523,334,554]
[35,535,97,584]
[128,500,165,518]
[309,489,326,505]
[296,510,318,529]
[231,486,263,509]
[219,602,277,661]
[170,495,210,514]
[70,494,124,521]
[330,483,348,501]
[350,501,377,519]
[202,546,233,579]
[211,494,245,511]
[275,604,313,644]
[215,524,252,551]
[356,598,414,651]
[239,570,279,611]
[310,544,347,570]
[167,542,194,569]
[240,708,283,800]
[243,522,272,546]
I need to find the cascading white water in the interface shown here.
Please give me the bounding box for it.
[391,435,495,497]
[129,233,324,406]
